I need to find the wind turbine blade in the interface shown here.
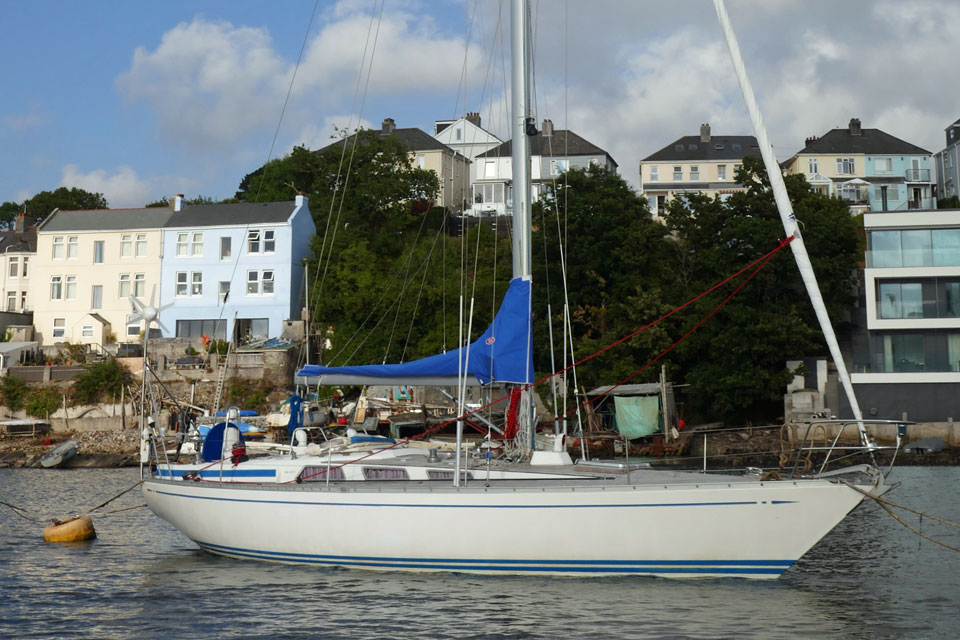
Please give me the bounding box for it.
[129,296,145,312]
[150,284,157,308]
[155,320,170,334]
[157,302,174,313]
[129,313,143,323]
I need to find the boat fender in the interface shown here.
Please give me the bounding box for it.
[182,470,200,481]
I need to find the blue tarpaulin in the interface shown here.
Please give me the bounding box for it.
[296,277,533,387]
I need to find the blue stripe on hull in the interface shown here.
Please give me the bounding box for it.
[155,469,277,479]
[152,488,761,509]
[194,541,792,576]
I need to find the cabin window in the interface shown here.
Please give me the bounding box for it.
[362,467,409,480]
[298,466,345,482]
[426,470,474,481]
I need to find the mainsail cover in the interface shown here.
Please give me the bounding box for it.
[296,277,533,387]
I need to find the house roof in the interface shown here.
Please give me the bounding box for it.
[797,127,930,155]
[39,207,174,233]
[642,135,760,162]
[320,126,463,156]
[163,201,298,228]
[475,130,617,166]
[0,226,37,253]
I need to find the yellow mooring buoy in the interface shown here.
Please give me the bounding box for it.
[42,515,96,543]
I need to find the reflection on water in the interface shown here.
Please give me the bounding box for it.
[2,467,959,639]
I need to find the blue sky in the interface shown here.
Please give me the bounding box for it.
[3,0,959,209]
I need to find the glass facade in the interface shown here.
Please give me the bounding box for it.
[863,330,960,372]
[868,229,960,267]
[876,278,960,319]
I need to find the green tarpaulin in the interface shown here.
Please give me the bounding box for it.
[613,395,660,439]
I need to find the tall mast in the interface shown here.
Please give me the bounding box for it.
[510,0,535,453]
[714,0,868,445]
[511,0,532,279]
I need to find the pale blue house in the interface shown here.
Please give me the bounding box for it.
[157,195,315,342]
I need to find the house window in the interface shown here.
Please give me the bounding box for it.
[50,276,63,300]
[717,165,727,180]
[91,285,103,310]
[191,232,203,256]
[219,281,230,303]
[714,143,724,150]
[94,240,104,264]
[119,274,131,298]
[52,236,64,259]
[5,292,15,312]
[246,270,275,295]
[673,166,682,181]
[176,233,188,256]
[220,237,231,260]
[878,282,923,319]
[688,143,697,151]
[484,161,496,178]
[649,166,659,182]
[549,159,569,176]
[136,233,147,257]
[67,236,78,259]
[882,334,925,372]
[52,318,65,339]
[126,314,140,338]
[417,154,425,169]
[19,292,26,311]
[121,234,132,257]
[21,257,28,278]
[191,272,202,296]
[175,319,227,340]
[262,270,274,294]
[808,158,818,174]
[456,128,462,141]
[675,144,684,152]
[690,166,700,181]
[176,272,188,296]
[81,325,94,338]
[247,230,261,254]
[8,257,18,278]
[65,275,77,300]
[263,230,275,253]
[732,143,741,151]
[836,157,856,174]
[734,164,742,174]
[134,273,145,297]
[875,157,892,173]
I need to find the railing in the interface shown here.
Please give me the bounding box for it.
[788,419,909,477]
[905,168,931,181]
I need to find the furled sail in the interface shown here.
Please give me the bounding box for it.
[295,277,533,387]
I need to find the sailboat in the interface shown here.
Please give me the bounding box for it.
[142,0,891,579]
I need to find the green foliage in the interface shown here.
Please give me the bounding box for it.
[938,195,960,210]
[207,339,229,356]
[185,345,199,356]
[62,342,86,364]
[26,386,61,418]
[225,379,274,413]
[70,358,133,405]
[0,375,29,411]
[1,187,107,229]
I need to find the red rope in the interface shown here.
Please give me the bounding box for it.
[254,236,794,484]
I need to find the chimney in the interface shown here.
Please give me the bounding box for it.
[381,117,396,135]
[466,112,481,127]
[849,118,862,136]
[541,118,554,137]
[295,192,307,208]
[169,194,183,212]
[700,123,711,143]
[15,213,25,234]
[805,135,819,147]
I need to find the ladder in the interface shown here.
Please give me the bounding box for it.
[212,341,232,417]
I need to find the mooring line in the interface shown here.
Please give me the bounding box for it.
[85,480,143,514]
[0,500,43,522]
[844,481,960,553]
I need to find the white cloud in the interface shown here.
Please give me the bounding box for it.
[60,164,163,209]
[2,110,46,133]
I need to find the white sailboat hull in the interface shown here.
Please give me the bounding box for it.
[143,474,875,578]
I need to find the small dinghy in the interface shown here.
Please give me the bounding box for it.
[42,515,96,542]
[39,440,80,468]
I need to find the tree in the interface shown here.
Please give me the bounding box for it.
[660,155,860,423]
[21,187,108,219]
[70,358,133,405]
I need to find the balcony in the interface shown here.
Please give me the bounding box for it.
[905,168,931,182]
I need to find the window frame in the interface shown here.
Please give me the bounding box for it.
[52,317,66,339]
[120,234,132,258]
[52,236,64,259]
[50,275,63,300]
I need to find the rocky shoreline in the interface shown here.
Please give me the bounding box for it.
[0,430,141,468]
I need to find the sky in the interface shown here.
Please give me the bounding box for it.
[2,0,958,210]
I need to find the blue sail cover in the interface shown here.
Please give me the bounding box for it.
[296,277,533,387]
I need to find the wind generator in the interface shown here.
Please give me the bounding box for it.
[131,286,173,478]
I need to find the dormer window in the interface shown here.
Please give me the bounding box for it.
[714,143,724,150]
[732,143,741,151]
[675,144,684,151]
[688,143,697,150]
